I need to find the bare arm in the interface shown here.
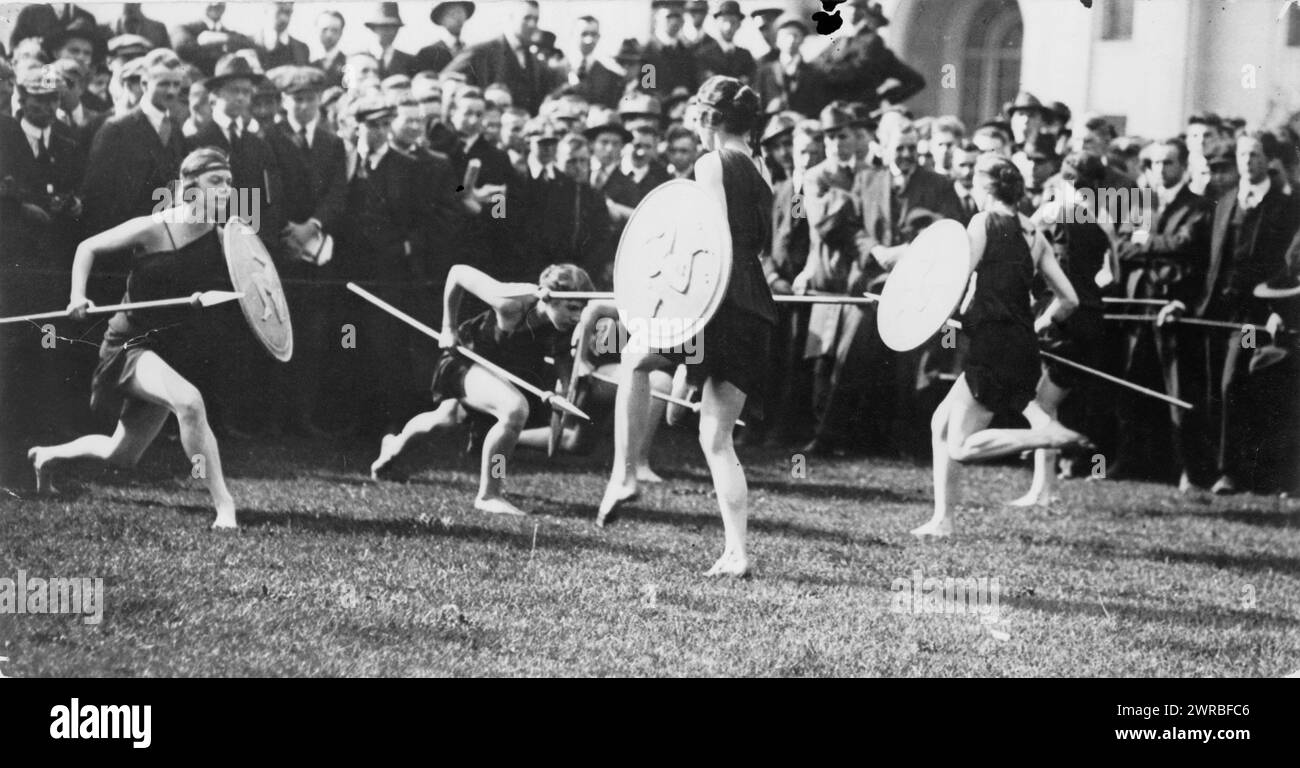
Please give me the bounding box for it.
[441,264,528,346]
[68,216,161,314]
[574,300,621,374]
[694,151,727,221]
[1029,220,1079,332]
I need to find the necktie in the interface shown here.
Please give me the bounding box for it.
[228,122,240,148]
[578,58,589,80]
[157,118,172,147]
[297,125,309,150]
[1241,189,1256,211]
[357,149,369,179]
[35,134,50,165]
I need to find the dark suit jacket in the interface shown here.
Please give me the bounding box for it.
[754,59,827,118]
[602,163,672,209]
[186,120,286,252]
[517,171,612,283]
[813,29,924,111]
[414,40,460,75]
[1119,185,1210,305]
[343,144,441,281]
[636,38,697,98]
[103,14,170,50]
[0,114,85,217]
[1197,184,1300,318]
[255,33,310,70]
[265,120,347,231]
[312,50,347,89]
[171,21,257,76]
[377,48,417,80]
[768,177,810,282]
[443,135,518,274]
[694,39,756,84]
[444,36,553,115]
[851,165,962,291]
[81,108,184,235]
[567,59,624,110]
[10,3,97,50]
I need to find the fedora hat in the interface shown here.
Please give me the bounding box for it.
[431,1,476,25]
[365,3,405,28]
[205,53,266,91]
[583,120,633,144]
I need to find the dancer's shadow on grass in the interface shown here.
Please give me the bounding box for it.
[124,497,668,558]
[1138,546,1300,577]
[1004,592,1300,630]
[1128,504,1300,529]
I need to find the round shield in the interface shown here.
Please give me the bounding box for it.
[223,218,294,362]
[877,219,972,352]
[612,179,732,352]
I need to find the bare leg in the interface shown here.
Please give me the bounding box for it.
[913,376,994,538]
[698,378,751,577]
[459,365,529,516]
[29,400,170,494]
[598,352,670,526]
[634,368,672,483]
[371,399,462,479]
[1009,374,1070,507]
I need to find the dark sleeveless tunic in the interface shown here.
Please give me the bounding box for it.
[962,212,1040,414]
[667,148,777,401]
[90,227,238,417]
[429,304,567,429]
[1039,210,1108,388]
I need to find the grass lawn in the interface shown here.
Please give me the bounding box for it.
[2,427,1298,677]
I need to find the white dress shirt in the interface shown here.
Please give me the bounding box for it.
[20,118,51,159]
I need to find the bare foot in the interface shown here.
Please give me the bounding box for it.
[910,518,953,538]
[1007,491,1058,508]
[211,501,238,531]
[369,434,399,481]
[596,480,638,527]
[474,495,527,516]
[704,552,751,578]
[635,465,663,483]
[27,447,57,495]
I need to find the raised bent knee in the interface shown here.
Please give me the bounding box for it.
[499,402,528,432]
[697,417,732,455]
[172,387,207,425]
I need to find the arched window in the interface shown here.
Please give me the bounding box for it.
[960,0,1023,129]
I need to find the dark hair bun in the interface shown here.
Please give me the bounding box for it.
[696,75,760,135]
[974,153,1025,205]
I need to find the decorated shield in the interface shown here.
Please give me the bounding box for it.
[612,180,732,352]
[223,218,294,362]
[877,219,972,352]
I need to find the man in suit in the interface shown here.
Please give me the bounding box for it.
[311,10,347,89]
[602,123,671,212]
[80,49,185,248]
[694,1,756,85]
[1,67,88,445]
[415,2,475,76]
[341,97,445,435]
[364,3,416,80]
[9,3,97,52]
[255,3,310,71]
[639,1,697,99]
[514,128,612,282]
[813,0,924,113]
[171,3,256,77]
[664,124,699,180]
[186,54,285,251]
[1187,132,1300,494]
[950,142,980,225]
[752,8,782,65]
[444,0,552,116]
[1115,137,1212,488]
[442,87,516,276]
[754,14,825,119]
[563,16,623,110]
[49,57,102,140]
[263,66,347,436]
[680,1,715,50]
[102,4,169,51]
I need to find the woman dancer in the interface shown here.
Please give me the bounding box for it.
[29,148,242,529]
[369,263,591,516]
[912,154,1091,539]
[598,76,777,577]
